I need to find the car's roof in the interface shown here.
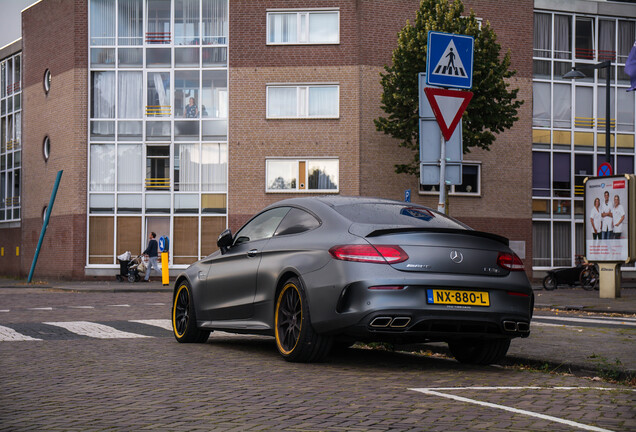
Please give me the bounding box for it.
[266,195,416,210]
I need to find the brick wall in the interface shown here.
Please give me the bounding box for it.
[20,0,88,279]
[0,227,22,277]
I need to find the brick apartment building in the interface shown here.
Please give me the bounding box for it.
[0,0,634,279]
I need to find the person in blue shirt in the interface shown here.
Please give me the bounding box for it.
[184,97,199,118]
[142,232,159,282]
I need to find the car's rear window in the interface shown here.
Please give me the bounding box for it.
[333,203,468,229]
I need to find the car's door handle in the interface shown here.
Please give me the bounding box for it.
[247,249,259,257]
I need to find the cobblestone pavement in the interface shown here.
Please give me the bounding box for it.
[1,290,635,431]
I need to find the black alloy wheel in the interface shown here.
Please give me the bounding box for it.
[172,281,210,343]
[274,277,332,362]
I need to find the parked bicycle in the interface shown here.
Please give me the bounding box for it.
[542,255,599,291]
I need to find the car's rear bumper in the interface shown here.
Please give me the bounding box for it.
[302,260,533,341]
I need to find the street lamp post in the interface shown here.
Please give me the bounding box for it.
[563,60,612,166]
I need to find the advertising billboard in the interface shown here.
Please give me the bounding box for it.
[584,175,635,263]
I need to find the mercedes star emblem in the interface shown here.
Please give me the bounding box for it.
[450,250,463,264]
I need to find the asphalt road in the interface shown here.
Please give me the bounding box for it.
[1,290,634,432]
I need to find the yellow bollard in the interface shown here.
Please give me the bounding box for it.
[161,252,169,286]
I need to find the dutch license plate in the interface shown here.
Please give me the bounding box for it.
[427,289,490,306]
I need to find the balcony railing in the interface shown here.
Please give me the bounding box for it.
[146,105,171,117]
[598,50,616,61]
[574,117,615,129]
[575,48,595,60]
[6,82,20,95]
[145,178,170,189]
[146,32,171,44]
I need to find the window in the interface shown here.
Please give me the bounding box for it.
[90,0,116,45]
[274,208,320,236]
[234,207,291,245]
[266,158,338,192]
[146,145,170,189]
[267,85,339,118]
[575,17,594,60]
[419,163,481,195]
[267,10,339,44]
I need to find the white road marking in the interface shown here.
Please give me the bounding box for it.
[416,386,633,391]
[145,303,167,306]
[410,387,624,432]
[0,325,42,341]
[130,319,172,331]
[27,307,53,311]
[69,306,95,309]
[44,321,151,339]
[107,304,130,308]
[533,315,636,327]
[0,309,9,312]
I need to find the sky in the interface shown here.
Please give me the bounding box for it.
[0,0,39,49]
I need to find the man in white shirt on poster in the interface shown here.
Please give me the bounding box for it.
[612,195,626,239]
[600,191,613,240]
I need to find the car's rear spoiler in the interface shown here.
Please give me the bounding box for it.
[352,225,509,246]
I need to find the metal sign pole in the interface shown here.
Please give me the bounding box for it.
[438,135,446,213]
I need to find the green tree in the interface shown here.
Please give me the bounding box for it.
[375,0,523,176]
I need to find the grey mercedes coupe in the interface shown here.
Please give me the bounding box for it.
[171,196,533,364]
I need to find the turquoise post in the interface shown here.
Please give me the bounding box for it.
[28,170,63,283]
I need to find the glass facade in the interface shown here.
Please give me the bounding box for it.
[88,0,228,266]
[532,11,636,269]
[0,53,21,223]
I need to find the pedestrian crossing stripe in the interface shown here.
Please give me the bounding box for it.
[432,39,467,78]
[43,321,153,339]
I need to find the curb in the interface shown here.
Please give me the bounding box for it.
[535,303,636,315]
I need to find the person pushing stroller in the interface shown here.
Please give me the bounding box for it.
[142,232,160,282]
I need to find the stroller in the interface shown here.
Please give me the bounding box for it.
[116,252,147,283]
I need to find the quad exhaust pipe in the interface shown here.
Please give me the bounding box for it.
[369,316,411,328]
[503,320,530,333]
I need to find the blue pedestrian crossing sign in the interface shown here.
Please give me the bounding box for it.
[426,31,474,89]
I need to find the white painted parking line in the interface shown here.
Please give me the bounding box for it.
[0,325,42,341]
[145,303,167,306]
[27,307,53,311]
[107,304,131,308]
[410,387,628,432]
[69,306,95,309]
[533,315,636,327]
[0,309,9,312]
[130,319,173,331]
[44,321,151,339]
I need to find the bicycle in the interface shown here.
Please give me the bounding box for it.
[578,263,599,291]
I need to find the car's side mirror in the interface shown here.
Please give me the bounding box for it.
[217,229,233,254]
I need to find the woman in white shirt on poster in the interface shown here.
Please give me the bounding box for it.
[590,197,602,240]
[612,195,626,239]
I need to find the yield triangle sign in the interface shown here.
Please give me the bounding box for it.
[424,88,472,141]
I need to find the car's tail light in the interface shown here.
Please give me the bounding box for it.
[329,245,408,264]
[368,285,405,290]
[507,291,530,297]
[497,252,525,271]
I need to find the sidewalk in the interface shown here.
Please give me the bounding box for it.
[0,277,172,293]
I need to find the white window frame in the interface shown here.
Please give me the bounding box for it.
[266,84,339,119]
[266,9,340,45]
[418,162,481,196]
[265,157,339,193]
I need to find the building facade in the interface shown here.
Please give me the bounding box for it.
[0,0,633,280]
[532,0,636,272]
